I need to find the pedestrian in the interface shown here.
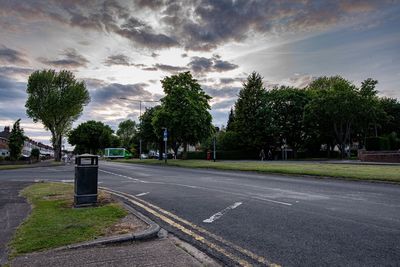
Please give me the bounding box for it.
[259,149,265,161]
[268,149,272,160]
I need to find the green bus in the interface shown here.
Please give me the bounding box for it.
[104,148,132,159]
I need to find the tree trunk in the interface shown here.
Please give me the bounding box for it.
[182,142,188,160]
[52,133,62,162]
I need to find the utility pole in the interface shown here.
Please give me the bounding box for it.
[120,98,159,160]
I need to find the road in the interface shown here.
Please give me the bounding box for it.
[1,161,400,266]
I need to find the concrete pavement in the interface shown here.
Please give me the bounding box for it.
[0,181,32,266]
[10,236,213,267]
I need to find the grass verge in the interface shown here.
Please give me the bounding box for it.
[0,161,63,170]
[114,159,400,183]
[10,182,127,256]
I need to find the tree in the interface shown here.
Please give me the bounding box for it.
[358,79,385,139]
[8,119,26,161]
[226,107,235,132]
[26,70,90,161]
[152,72,213,156]
[139,106,161,151]
[267,86,310,157]
[380,97,400,136]
[233,72,271,150]
[68,121,114,154]
[116,119,137,149]
[305,76,361,158]
[30,148,40,161]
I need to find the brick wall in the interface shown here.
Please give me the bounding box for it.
[358,150,400,163]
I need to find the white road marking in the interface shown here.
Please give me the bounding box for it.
[61,179,74,183]
[136,192,150,197]
[252,196,292,206]
[99,169,293,206]
[203,202,243,223]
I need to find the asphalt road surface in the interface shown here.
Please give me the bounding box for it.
[1,161,399,266]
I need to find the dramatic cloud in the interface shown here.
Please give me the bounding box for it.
[1,1,395,52]
[0,45,28,65]
[188,56,238,74]
[219,77,245,85]
[90,82,153,105]
[0,75,26,101]
[0,66,33,79]
[38,48,89,68]
[104,54,131,66]
[115,17,179,49]
[153,64,187,73]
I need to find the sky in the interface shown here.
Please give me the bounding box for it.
[0,0,399,148]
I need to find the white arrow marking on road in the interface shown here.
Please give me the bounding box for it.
[203,202,242,223]
[136,192,150,197]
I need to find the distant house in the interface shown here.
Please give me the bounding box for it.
[0,126,10,157]
[0,125,54,158]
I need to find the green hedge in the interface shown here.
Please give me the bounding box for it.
[186,150,259,160]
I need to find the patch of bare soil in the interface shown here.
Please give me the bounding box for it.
[105,214,148,236]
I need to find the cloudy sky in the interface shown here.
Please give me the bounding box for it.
[1,0,399,147]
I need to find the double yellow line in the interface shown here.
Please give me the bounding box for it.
[101,187,280,267]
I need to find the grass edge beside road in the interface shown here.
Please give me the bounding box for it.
[113,159,400,183]
[0,161,63,170]
[9,182,127,257]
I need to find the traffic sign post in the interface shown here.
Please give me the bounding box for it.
[163,128,167,164]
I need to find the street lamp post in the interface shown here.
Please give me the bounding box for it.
[120,98,160,160]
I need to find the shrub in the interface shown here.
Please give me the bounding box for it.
[31,148,40,161]
[366,137,390,151]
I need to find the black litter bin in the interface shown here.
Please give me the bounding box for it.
[74,154,98,207]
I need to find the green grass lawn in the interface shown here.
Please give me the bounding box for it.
[114,159,400,183]
[0,161,63,170]
[10,182,127,256]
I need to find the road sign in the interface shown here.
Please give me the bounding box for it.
[163,129,168,141]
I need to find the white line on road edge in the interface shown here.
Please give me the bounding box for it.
[136,192,150,197]
[203,202,243,223]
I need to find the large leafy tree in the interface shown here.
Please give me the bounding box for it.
[267,86,310,157]
[153,72,213,156]
[305,76,362,158]
[358,79,386,139]
[68,120,114,154]
[25,70,90,161]
[8,119,26,161]
[380,97,400,136]
[116,119,137,149]
[233,71,271,151]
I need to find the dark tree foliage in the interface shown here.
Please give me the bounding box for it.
[30,148,40,161]
[233,72,271,150]
[153,72,213,156]
[226,107,235,132]
[267,86,310,157]
[8,119,26,161]
[380,97,400,136]
[68,120,114,154]
[116,119,137,149]
[139,106,162,151]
